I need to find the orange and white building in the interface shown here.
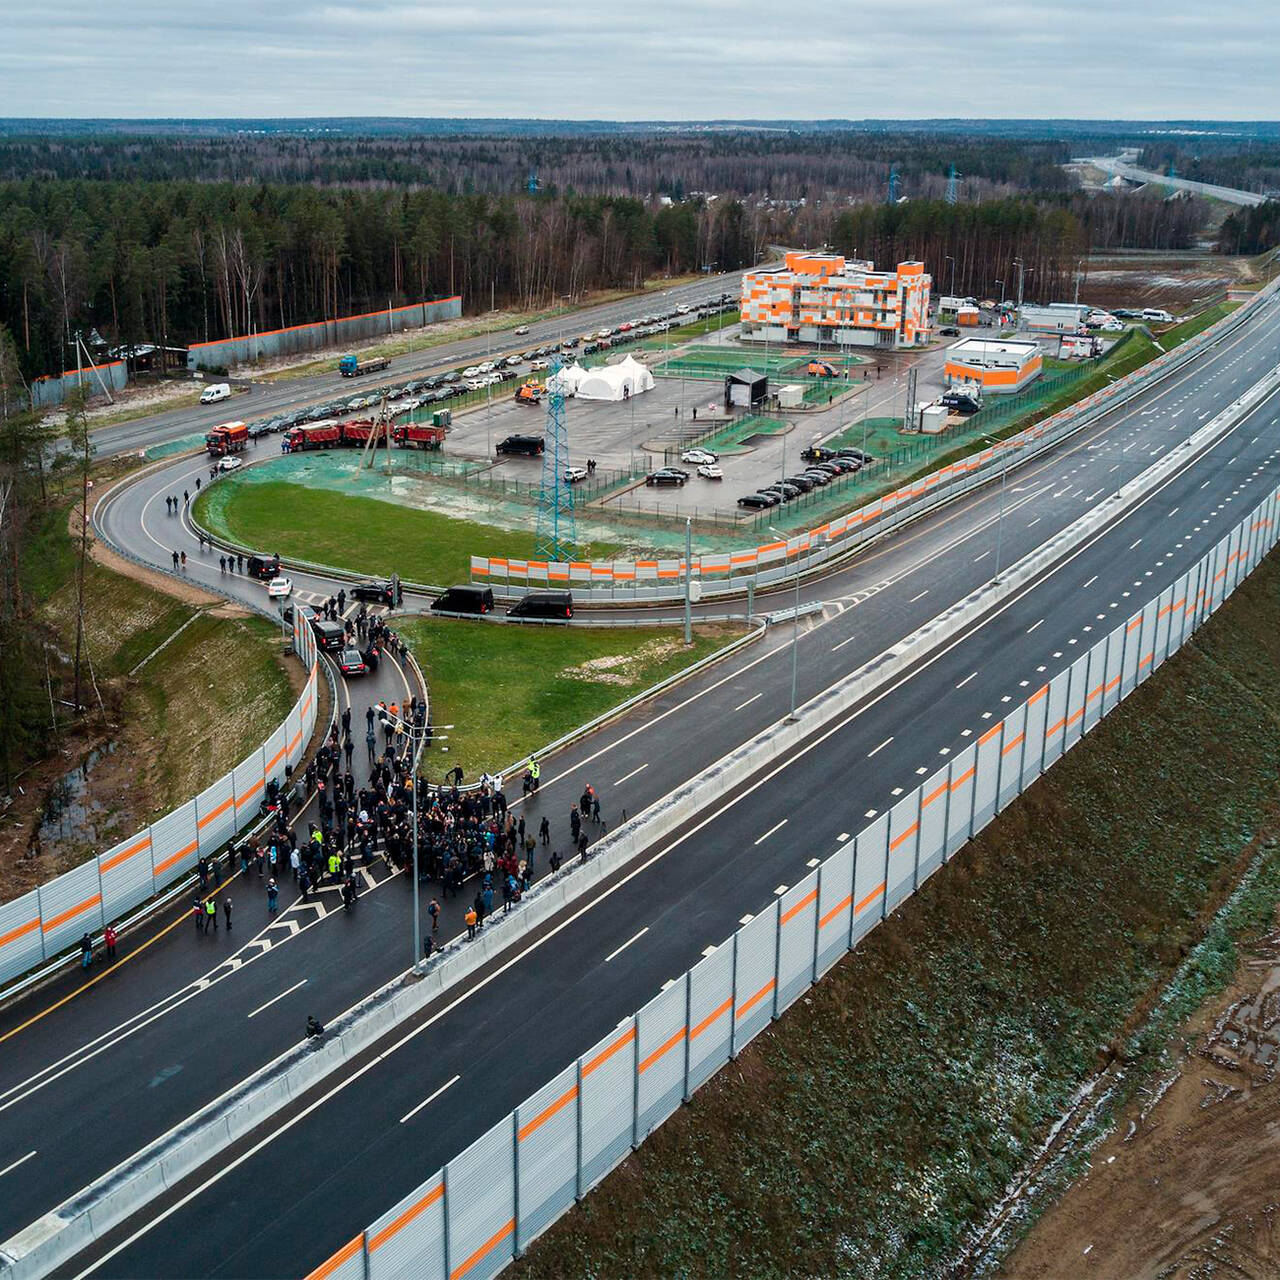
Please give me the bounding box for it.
[943,337,1042,395]
[739,252,931,350]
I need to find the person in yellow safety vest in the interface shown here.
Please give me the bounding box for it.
[529,758,540,792]
[327,851,340,881]
[205,897,218,932]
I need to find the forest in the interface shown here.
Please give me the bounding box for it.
[1217,201,1280,256]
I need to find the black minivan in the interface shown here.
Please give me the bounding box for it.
[311,618,346,652]
[507,590,574,620]
[431,585,495,615]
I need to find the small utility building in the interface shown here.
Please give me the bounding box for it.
[725,367,768,408]
[944,337,1042,395]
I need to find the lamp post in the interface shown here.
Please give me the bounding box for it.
[980,433,1011,582]
[945,255,956,299]
[769,525,801,722]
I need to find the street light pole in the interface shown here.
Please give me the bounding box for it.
[946,255,955,299]
[770,525,801,721]
[683,517,693,645]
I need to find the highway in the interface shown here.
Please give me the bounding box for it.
[0,274,1273,1274]
[71,314,1280,1278]
[1080,156,1270,207]
[86,272,746,460]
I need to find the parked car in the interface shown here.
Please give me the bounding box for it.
[432,585,494,614]
[783,474,815,492]
[352,578,402,606]
[646,468,689,487]
[462,366,480,377]
[199,382,231,404]
[338,647,369,677]
[505,354,523,367]
[802,469,832,486]
[697,464,723,480]
[681,447,719,465]
[529,358,550,371]
[217,455,244,472]
[266,575,293,599]
[738,492,777,509]
[939,326,961,337]
[507,590,574,620]
[563,466,589,484]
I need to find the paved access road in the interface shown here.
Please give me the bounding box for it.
[2,287,1276,1272]
[72,309,1280,1278]
[87,274,747,460]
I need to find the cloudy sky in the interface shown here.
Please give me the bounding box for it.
[2,0,1274,120]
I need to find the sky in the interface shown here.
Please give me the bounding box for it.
[2,0,1276,120]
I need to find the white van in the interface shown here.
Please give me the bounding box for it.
[1141,308,1174,324]
[199,382,231,404]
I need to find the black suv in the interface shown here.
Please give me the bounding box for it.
[496,434,545,457]
[352,577,402,607]
[246,554,281,581]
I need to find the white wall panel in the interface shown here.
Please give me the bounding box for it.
[445,1119,515,1280]
[635,979,688,1140]
[775,874,818,1013]
[515,1064,577,1254]
[686,943,733,1095]
[814,843,854,977]
[732,903,778,1055]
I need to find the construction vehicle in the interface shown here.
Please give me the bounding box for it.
[392,422,447,450]
[514,381,544,406]
[205,420,249,456]
[283,421,343,450]
[339,418,391,448]
[806,360,838,378]
[338,353,391,378]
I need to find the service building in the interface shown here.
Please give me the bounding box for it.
[740,252,931,350]
[943,337,1042,394]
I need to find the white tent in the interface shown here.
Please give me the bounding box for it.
[576,356,655,402]
[546,362,588,397]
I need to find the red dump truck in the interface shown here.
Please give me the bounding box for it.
[340,418,391,447]
[392,422,447,450]
[206,420,249,456]
[283,420,342,451]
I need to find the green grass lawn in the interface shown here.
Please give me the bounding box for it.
[195,479,616,584]
[398,619,738,778]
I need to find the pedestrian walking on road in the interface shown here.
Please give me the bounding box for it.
[172,550,180,570]
[80,933,93,969]
[220,556,226,573]
[104,923,118,960]
[428,898,440,934]
[267,879,279,913]
[205,897,217,931]
[183,489,189,508]
[193,896,205,933]
[195,476,201,492]
[180,550,187,572]
[223,898,233,931]
[539,816,550,847]
[236,553,243,573]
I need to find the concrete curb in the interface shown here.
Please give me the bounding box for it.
[5,367,1277,1280]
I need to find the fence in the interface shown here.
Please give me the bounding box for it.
[186,298,462,372]
[29,359,129,410]
[0,612,320,989]
[310,469,1280,1280]
[468,279,1277,602]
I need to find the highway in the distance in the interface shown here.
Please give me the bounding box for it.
[0,288,1271,1270]
[87,271,746,459]
[76,331,1280,1278]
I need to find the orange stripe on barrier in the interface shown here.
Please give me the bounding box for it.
[153,839,198,877]
[1065,707,1084,728]
[735,979,775,1020]
[198,795,235,829]
[1001,731,1025,756]
[99,833,151,874]
[450,1219,515,1280]
[1126,615,1143,632]
[818,894,852,928]
[582,1027,636,1077]
[1086,682,1104,704]
[1028,683,1049,705]
[978,723,1002,746]
[950,766,975,790]
[517,1084,578,1142]
[690,997,732,1040]
[889,821,919,853]
[235,778,264,809]
[1105,675,1121,693]
[855,882,886,914]
[639,1027,687,1074]
[264,745,287,773]
[1046,717,1066,737]
[780,888,818,925]
[367,1181,444,1253]
[307,1234,364,1279]
[41,893,101,933]
[1139,652,1154,669]
[0,918,39,949]
[922,780,948,807]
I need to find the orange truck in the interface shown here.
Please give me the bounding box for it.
[339,418,391,447]
[392,422,447,450]
[205,420,249,456]
[283,421,342,450]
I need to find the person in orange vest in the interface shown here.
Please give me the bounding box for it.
[464,906,478,940]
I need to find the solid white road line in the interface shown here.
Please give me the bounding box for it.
[753,819,788,846]
[1026,619,1044,634]
[613,763,649,786]
[604,927,649,963]
[955,671,978,688]
[246,980,308,1020]
[399,1074,461,1125]
[909,589,930,602]
[0,1150,36,1180]
[867,736,894,757]
[732,693,763,712]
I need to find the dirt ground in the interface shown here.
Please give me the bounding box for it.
[1005,909,1280,1279]
[1082,251,1256,315]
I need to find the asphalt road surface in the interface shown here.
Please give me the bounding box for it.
[87,274,748,460]
[1080,156,1269,207]
[5,287,1279,1275]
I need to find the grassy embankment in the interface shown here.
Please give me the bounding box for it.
[194,481,619,586]
[11,497,297,886]
[511,546,1280,1280]
[397,619,735,778]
